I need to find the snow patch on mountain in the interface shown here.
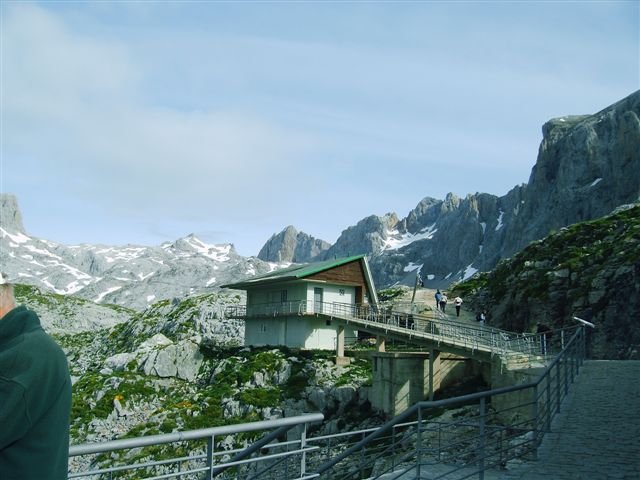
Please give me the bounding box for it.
[495,211,505,231]
[383,223,438,251]
[462,264,478,280]
[589,178,603,187]
[403,262,422,273]
[1,228,30,245]
[96,286,123,302]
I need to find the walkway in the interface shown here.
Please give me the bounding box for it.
[497,360,640,480]
[226,299,556,367]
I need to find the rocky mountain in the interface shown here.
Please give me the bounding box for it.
[2,92,638,308]
[450,203,640,360]
[0,196,282,310]
[257,225,331,263]
[324,91,640,287]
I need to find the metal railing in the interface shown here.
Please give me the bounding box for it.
[68,413,324,480]
[224,300,577,364]
[313,325,589,479]
[69,326,589,480]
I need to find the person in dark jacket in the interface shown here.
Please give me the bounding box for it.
[0,272,72,480]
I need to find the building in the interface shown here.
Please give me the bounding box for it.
[222,254,379,350]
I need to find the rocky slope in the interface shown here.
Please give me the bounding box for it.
[13,283,133,334]
[42,296,379,465]
[450,203,640,360]
[9,284,379,465]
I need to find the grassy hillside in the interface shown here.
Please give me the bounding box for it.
[451,204,640,359]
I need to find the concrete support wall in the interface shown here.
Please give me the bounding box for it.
[371,352,431,416]
[370,351,481,416]
[486,358,546,423]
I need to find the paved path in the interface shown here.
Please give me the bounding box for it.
[498,360,640,480]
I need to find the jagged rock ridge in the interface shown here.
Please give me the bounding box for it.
[257,225,331,263]
[322,91,640,287]
[0,208,281,310]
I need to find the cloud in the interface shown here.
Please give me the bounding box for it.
[2,4,317,219]
[2,2,638,254]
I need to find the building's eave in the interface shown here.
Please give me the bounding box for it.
[221,254,366,290]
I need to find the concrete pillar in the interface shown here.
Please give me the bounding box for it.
[376,335,386,352]
[429,349,441,401]
[336,326,350,365]
[336,326,345,357]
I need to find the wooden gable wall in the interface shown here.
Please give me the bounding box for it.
[307,260,371,299]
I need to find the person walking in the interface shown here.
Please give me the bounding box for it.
[0,272,72,480]
[454,296,463,317]
[435,289,442,309]
[439,293,448,313]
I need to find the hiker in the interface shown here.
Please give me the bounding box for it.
[435,289,442,308]
[454,296,463,317]
[439,292,448,313]
[476,311,486,325]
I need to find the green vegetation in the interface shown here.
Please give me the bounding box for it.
[450,204,640,336]
[335,357,372,387]
[377,287,406,302]
[14,283,134,318]
[71,372,158,438]
[237,387,281,408]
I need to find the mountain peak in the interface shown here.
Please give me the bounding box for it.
[257,226,330,263]
[0,193,26,234]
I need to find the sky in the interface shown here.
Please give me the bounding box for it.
[1,1,638,257]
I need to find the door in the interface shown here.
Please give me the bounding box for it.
[314,287,323,314]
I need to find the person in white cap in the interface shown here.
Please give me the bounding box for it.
[0,272,72,480]
[454,296,463,317]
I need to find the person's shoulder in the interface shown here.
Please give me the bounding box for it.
[22,327,65,358]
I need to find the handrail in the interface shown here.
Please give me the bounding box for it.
[225,300,576,363]
[69,413,324,480]
[314,325,587,477]
[69,413,324,456]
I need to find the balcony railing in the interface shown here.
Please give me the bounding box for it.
[225,301,578,364]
